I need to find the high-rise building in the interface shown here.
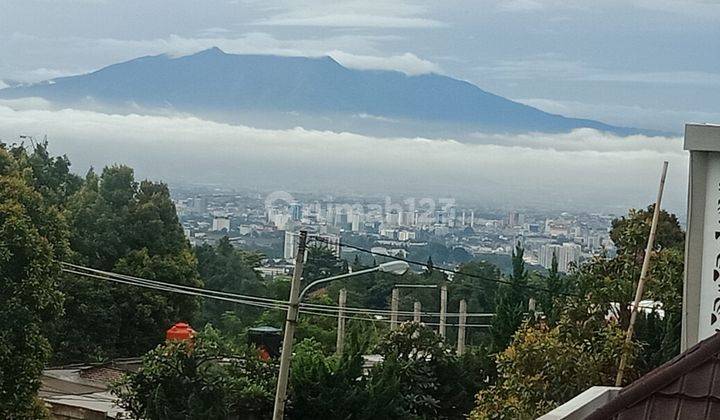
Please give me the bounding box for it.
[385,211,399,227]
[289,203,302,221]
[398,211,413,227]
[284,231,297,260]
[351,214,362,232]
[539,242,582,273]
[211,215,230,232]
[507,211,524,227]
[192,196,207,214]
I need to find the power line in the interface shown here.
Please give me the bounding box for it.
[61,268,288,312]
[62,265,492,327]
[62,262,493,319]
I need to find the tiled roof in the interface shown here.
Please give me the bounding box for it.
[587,332,720,420]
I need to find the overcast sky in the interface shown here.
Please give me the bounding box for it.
[1,1,716,213]
[2,0,719,132]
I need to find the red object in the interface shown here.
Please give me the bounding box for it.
[166,322,196,341]
[258,346,271,361]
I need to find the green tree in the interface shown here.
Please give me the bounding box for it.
[7,141,82,207]
[561,210,683,374]
[365,322,490,419]
[490,242,529,352]
[113,326,277,420]
[536,251,565,326]
[289,336,369,419]
[0,146,68,418]
[470,319,636,420]
[610,205,684,259]
[54,165,202,362]
[302,245,346,284]
[450,260,501,314]
[195,237,267,329]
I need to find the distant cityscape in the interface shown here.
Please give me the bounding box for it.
[174,187,619,277]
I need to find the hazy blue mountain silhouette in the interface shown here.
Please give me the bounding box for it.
[0,47,657,135]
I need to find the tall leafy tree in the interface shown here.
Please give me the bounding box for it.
[0,146,68,417]
[195,237,268,329]
[536,251,565,326]
[54,165,202,362]
[490,242,528,352]
[302,245,345,284]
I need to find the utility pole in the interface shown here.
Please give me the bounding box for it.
[457,299,467,355]
[413,301,421,322]
[615,161,668,386]
[336,288,347,357]
[439,284,448,338]
[390,288,400,330]
[273,231,307,420]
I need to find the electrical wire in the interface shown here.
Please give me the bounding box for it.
[62,262,492,318]
[62,266,490,328]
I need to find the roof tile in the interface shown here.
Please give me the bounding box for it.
[615,400,648,420]
[646,396,679,420]
[676,398,709,418]
[681,361,716,398]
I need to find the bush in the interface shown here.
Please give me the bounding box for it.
[112,326,277,420]
[470,320,636,420]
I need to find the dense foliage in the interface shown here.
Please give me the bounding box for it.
[470,320,636,420]
[0,145,68,418]
[470,205,685,418]
[113,326,277,419]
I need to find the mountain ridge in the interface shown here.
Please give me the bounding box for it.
[0,47,665,137]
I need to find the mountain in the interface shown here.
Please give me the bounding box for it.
[0,47,658,136]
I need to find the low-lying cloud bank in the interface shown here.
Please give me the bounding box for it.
[0,101,688,214]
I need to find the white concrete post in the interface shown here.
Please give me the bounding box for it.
[457,299,467,356]
[439,284,448,337]
[413,301,421,322]
[336,288,347,356]
[390,288,400,330]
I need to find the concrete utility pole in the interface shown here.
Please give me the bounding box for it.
[413,301,421,322]
[390,288,400,330]
[615,161,668,387]
[336,289,347,357]
[273,231,307,420]
[439,284,448,337]
[457,299,467,355]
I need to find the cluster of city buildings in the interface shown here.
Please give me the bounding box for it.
[174,189,617,275]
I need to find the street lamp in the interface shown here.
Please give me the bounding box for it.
[272,259,410,420]
[298,260,410,302]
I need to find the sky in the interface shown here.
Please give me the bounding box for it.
[0,0,716,213]
[2,0,718,132]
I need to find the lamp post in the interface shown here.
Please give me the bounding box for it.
[272,259,409,420]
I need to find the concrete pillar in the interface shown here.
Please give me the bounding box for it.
[457,299,467,355]
[413,301,421,323]
[336,289,347,356]
[439,284,448,338]
[391,288,400,330]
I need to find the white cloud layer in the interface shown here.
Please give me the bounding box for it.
[328,51,442,75]
[517,98,720,134]
[0,102,688,214]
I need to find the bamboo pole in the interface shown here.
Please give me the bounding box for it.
[615,161,669,386]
